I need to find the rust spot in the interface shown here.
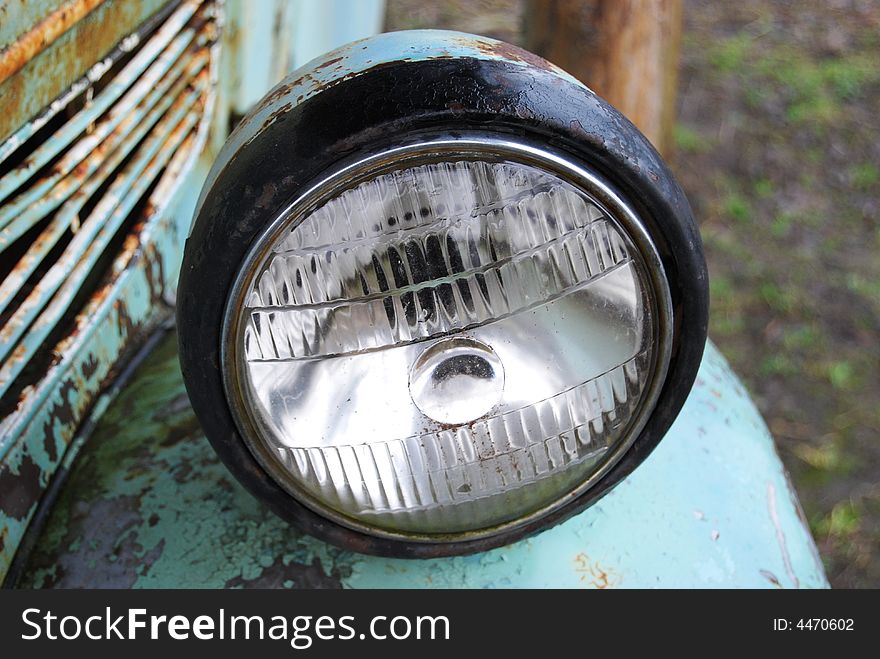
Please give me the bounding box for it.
[0,0,103,85]
[31,496,165,588]
[255,181,279,209]
[569,119,606,148]
[53,377,77,427]
[573,552,620,588]
[314,56,344,71]
[260,101,292,131]
[114,298,135,339]
[0,0,176,143]
[140,240,168,307]
[39,376,82,467]
[760,569,782,587]
[460,36,560,73]
[156,422,200,452]
[43,429,59,463]
[0,453,43,520]
[253,80,297,114]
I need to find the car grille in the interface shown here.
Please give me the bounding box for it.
[0,0,217,416]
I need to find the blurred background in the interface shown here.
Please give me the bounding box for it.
[385,0,880,588]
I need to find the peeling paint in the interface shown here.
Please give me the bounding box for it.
[573,552,620,588]
[225,557,347,589]
[16,338,829,588]
[194,28,591,219]
[0,1,220,581]
[0,453,43,521]
[0,0,173,146]
[0,0,104,85]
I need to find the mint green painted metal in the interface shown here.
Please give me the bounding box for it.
[288,0,385,69]
[197,29,584,216]
[0,0,386,584]
[0,1,200,204]
[0,142,212,582]
[221,0,385,117]
[0,1,66,52]
[17,335,827,588]
[0,0,222,583]
[0,86,204,397]
[0,50,210,319]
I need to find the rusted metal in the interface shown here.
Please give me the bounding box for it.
[0,2,215,394]
[0,0,171,145]
[0,0,221,583]
[0,80,206,397]
[0,51,211,320]
[0,35,208,229]
[0,0,103,85]
[454,34,567,75]
[194,29,588,215]
[0,2,187,168]
[0,129,210,581]
[0,0,204,205]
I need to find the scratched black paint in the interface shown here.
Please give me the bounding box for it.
[178,54,708,558]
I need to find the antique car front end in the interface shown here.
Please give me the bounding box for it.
[0,0,827,588]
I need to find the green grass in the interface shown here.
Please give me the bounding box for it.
[845,273,880,301]
[759,282,797,313]
[710,33,880,125]
[674,124,711,153]
[680,0,880,590]
[782,324,822,351]
[813,500,861,539]
[770,212,796,239]
[710,33,753,72]
[760,354,798,377]
[723,191,753,224]
[754,177,774,198]
[794,443,847,473]
[849,163,880,191]
[828,361,855,390]
[707,274,748,337]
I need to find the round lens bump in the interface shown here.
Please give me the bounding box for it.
[409,337,505,425]
[221,137,675,544]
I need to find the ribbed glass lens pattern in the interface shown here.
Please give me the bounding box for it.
[234,160,657,535]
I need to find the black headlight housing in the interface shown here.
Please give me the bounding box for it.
[177,31,708,558]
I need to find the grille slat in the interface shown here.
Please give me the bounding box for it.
[0,81,206,398]
[0,1,179,168]
[0,52,210,320]
[0,0,203,203]
[0,0,216,410]
[0,38,211,254]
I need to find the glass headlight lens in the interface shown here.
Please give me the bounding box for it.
[224,145,671,540]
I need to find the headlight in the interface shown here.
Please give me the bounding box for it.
[179,30,708,557]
